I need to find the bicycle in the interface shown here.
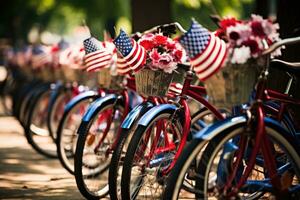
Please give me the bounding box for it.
[118,22,227,200]
[163,36,300,199]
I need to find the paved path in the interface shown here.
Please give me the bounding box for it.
[0,116,84,200]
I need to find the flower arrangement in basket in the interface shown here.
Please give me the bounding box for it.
[113,29,185,97]
[216,14,281,64]
[179,17,281,109]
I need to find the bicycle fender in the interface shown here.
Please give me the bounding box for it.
[193,116,300,154]
[81,94,119,123]
[138,104,178,127]
[48,83,65,113]
[193,116,247,141]
[64,90,99,113]
[121,101,154,129]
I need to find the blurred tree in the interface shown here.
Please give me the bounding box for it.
[131,0,171,32]
[0,0,59,44]
[172,0,255,31]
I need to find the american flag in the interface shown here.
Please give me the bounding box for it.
[179,20,227,81]
[114,29,146,72]
[83,37,112,72]
[31,45,52,69]
[167,83,183,97]
[116,54,131,75]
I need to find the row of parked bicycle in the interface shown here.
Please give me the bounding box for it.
[2,17,300,199]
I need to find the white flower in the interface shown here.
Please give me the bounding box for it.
[227,23,252,45]
[231,46,251,64]
[251,14,264,22]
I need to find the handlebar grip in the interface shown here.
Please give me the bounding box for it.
[263,36,300,55]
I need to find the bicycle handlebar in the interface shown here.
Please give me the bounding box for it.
[262,36,300,55]
[138,22,187,36]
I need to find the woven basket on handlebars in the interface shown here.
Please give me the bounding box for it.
[97,68,123,90]
[135,68,174,97]
[204,58,266,109]
[62,67,81,83]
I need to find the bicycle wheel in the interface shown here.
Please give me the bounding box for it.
[121,112,184,200]
[196,125,300,199]
[74,103,124,199]
[48,89,72,140]
[25,87,57,158]
[57,97,94,174]
[108,102,154,200]
[163,137,207,200]
[108,127,135,200]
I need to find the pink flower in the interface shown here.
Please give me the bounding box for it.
[251,21,266,37]
[242,39,261,55]
[137,33,185,73]
[226,23,251,45]
[149,49,177,73]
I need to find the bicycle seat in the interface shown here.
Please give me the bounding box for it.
[270,59,300,75]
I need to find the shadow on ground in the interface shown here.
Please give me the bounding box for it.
[0,117,83,200]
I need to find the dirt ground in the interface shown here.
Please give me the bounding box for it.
[0,116,84,200]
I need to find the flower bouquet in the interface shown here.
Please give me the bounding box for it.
[114,29,185,97]
[180,16,281,109]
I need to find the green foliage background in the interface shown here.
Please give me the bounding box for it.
[0,0,256,44]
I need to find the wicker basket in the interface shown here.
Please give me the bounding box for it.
[41,67,56,82]
[135,68,174,97]
[62,67,81,82]
[97,68,123,90]
[53,68,66,81]
[204,59,265,109]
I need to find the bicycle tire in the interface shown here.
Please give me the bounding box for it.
[75,103,124,199]
[47,88,72,141]
[121,112,183,200]
[25,87,57,158]
[197,125,300,199]
[57,97,94,174]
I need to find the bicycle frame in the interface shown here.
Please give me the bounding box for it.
[223,69,300,197]
[139,70,225,175]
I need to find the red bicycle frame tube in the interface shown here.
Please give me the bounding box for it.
[163,99,191,175]
[224,74,300,196]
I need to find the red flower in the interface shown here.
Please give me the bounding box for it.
[166,41,176,50]
[229,31,240,40]
[140,39,155,50]
[149,48,161,61]
[219,17,241,29]
[174,50,182,62]
[242,39,260,54]
[251,21,265,37]
[153,35,168,46]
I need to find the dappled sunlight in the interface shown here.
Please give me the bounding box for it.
[0,117,86,199]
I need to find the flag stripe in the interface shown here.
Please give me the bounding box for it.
[196,40,227,80]
[190,35,216,68]
[84,54,112,67]
[124,40,146,71]
[84,51,111,63]
[86,61,111,72]
[193,36,221,73]
[84,50,107,61]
